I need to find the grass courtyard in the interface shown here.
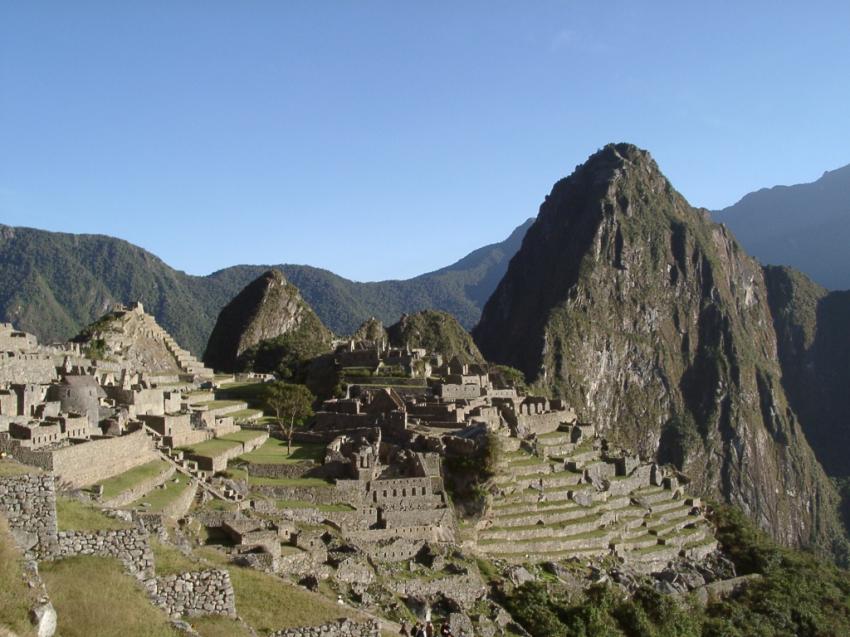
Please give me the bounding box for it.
[238,438,325,465]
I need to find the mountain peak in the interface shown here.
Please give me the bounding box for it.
[202,268,332,372]
[474,146,843,555]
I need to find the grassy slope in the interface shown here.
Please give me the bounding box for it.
[56,497,133,532]
[0,515,37,637]
[96,459,170,499]
[195,547,362,634]
[40,556,181,637]
[129,473,193,512]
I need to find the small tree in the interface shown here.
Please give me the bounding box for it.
[263,382,314,453]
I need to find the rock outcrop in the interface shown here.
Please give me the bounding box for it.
[763,265,850,477]
[388,310,484,365]
[352,317,388,345]
[203,269,333,373]
[473,143,844,555]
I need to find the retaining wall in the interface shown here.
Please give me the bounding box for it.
[0,471,57,556]
[51,430,159,487]
[102,464,175,508]
[269,619,380,637]
[53,528,154,580]
[152,569,236,618]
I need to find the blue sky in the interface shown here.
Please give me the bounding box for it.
[1,2,848,281]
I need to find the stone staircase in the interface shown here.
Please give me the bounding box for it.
[476,423,717,568]
[137,313,215,380]
[140,425,243,506]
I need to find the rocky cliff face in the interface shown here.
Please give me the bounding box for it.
[474,143,844,554]
[203,269,332,373]
[388,310,484,364]
[764,266,850,478]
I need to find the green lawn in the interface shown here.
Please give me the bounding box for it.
[130,473,193,512]
[228,408,264,421]
[239,439,325,465]
[219,430,267,444]
[226,466,333,488]
[180,438,242,457]
[40,556,181,637]
[150,538,207,576]
[95,460,170,500]
[191,616,254,637]
[56,497,132,532]
[0,459,38,477]
[196,400,245,410]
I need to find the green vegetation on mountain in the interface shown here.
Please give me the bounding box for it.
[203,269,333,374]
[0,219,532,355]
[504,505,850,637]
[352,317,388,343]
[474,143,845,557]
[388,310,484,364]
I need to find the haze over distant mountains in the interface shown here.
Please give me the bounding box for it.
[713,162,850,290]
[0,218,533,355]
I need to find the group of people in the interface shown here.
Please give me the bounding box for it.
[399,620,467,637]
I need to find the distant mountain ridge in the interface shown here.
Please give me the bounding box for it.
[0,218,533,355]
[713,163,850,290]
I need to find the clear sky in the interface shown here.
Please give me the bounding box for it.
[1,2,848,281]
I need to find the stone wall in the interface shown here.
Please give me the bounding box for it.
[516,411,566,437]
[0,353,57,384]
[0,436,54,471]
[389,573,486,609]
[257,484,347,505]
[186,431,268,472]
[101,464,175,508]
[166,427,212,449]
[246,461,315,479]
[381,508,450,529]
[152,569,236,618]
[51,430,159,487]
[53,528,154,580]
[269,619,380,637]
[359,537,425,562]
[0,471,57,556]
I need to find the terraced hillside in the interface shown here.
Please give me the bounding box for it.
[476,422,716,571]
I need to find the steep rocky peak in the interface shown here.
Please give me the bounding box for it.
[202,268,332,372]
[473,144,845,557]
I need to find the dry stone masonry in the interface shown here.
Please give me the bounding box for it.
[269,619,380,637]
[0,471,57,556]
[53,528,154,580]
[152,569,236,618]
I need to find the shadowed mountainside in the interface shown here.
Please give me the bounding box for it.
[713,163,850,290]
